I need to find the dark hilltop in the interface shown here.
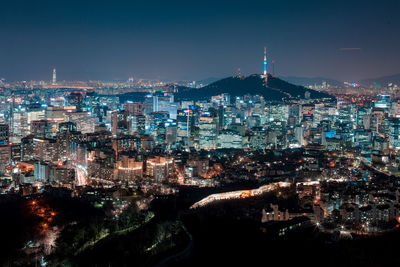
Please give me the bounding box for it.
[175,74,334,102]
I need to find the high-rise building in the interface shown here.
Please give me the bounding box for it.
[140,135,155,151]
[125,102,143,115]
[33,138,58,163]
[0,145,10,174]
[59,122,77,133]
[375,94,390,109]
[21,135,34,161]
[52,68,57,85]
[388,117,400,149]
[12,111,29,137]
[130,115,146,136]
[199,113,219,149]
[153,93,173,112]
[11,143,21,163]
[34,162,50,182]
[146,156,174,182]
[111,111,129,136]
[49,165,74,185]
[30,120,53,138]
[143,95,154,115]
[295,126,305,146]
[223,105,233,126]
[166,121,177,147]
[116,155,143,180]
[217,129,242,148]
[248,127,266,149]
[46,106,66,124]
[67,92,83,112]
[0,124,9,145]
[65,112,96,134]
[27,104,46,125]
[356,108,370,129]
[177,109,193,144]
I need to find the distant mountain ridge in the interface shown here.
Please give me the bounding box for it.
[360,73,400,87]
[281,76,342,87]
[197,77,221,85]
[175,74,334,102]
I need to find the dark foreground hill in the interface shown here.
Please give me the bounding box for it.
[175,74,334,102]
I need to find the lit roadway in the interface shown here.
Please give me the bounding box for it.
[190,182,291,209]
[358,156,392,177]
[336,153,392,177]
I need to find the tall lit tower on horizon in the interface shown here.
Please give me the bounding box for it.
[52,68,56,85]
[263,47,268,85]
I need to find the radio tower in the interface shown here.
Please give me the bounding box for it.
[263,46,268,85]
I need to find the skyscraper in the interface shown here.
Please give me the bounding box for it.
[67,92,83,112]
[199,112,219,150]
[52,68,57,85]
[0,124,9,145]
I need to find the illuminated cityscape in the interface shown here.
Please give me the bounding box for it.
[1,0,400,266]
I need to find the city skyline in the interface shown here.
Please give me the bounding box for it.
[1,0,400,82]
[2,1,400,266]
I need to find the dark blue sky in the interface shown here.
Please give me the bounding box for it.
[0,0,399,82]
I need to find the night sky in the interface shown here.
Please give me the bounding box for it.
[0,0,399,82]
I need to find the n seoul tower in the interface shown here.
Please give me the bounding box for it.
[263,46,268,85]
